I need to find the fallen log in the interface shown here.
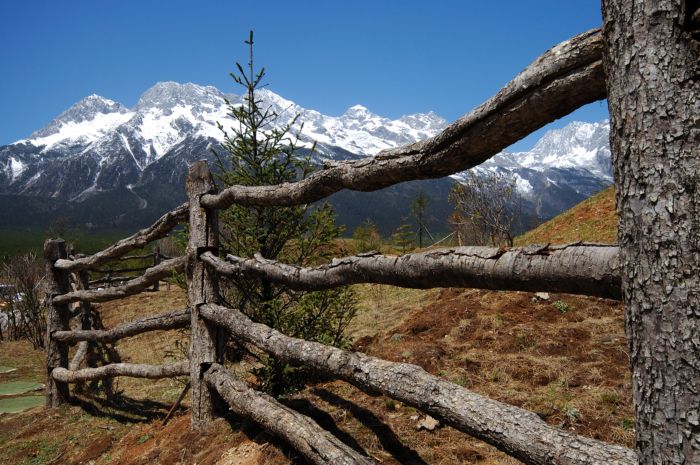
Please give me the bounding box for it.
[54,204,188,272]
[201,304,636,465]
[200,243,621,300]
[52,361,188,383]
[53,309,190,343]
[201,29,605,210]
[53,256,186,304]
[204,364,374,465]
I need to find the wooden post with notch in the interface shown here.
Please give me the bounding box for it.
[43,238,71,408]
[186,160,222,430]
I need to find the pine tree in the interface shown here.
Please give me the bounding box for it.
[212,31,357,395]
[391,222,414,253]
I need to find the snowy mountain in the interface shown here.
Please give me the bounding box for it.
[0,81,612,231]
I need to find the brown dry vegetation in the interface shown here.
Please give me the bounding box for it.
[0,189,632,465]
[516,187,617,245]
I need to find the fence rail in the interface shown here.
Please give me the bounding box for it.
[39,27,637,465]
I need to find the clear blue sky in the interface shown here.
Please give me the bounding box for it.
[0,1,608,149]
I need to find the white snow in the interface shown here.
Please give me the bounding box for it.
[9,157,25,179]
[28,111,134,151]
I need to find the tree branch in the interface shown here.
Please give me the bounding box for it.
[205,364,374,465]
[201,29,605,210]
[199,243,621,300]
[53,309,190,343]
[54,203,188,272]
[51,361,188,383]
[201,304,635,465]
[53,256,186,304]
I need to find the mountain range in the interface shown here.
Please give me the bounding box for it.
[0,81,613,235]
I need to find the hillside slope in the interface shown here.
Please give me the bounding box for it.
[516,186,617,245]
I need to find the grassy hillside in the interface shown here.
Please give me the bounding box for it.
[516,187,617,245]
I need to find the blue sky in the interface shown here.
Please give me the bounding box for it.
[0,1,607,149]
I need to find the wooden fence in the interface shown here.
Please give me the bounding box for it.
[41,28,638,465]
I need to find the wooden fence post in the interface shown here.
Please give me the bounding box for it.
[44,238,71,408]
[186,160,222,430]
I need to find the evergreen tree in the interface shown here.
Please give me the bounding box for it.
[212,31,357,395]
[411,191,431,248]
[391,222,414,253]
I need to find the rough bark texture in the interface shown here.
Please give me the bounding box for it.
[69,341,88,371]
[200,243,621,299]
[53,309,190,343]
[43,239,71,408]
[53,256,185,304]
[602,1,700,463]
[51,361,188,383]
[53,203,188,272]
[201,304,636,465]
[205,364,374,465]
[201,29,605,210]
[186,160,222,431]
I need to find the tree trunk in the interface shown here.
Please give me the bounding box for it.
[200,243,621,299]
[204,364,374,465]
[186,160,223,431]
[200,304,635,465]
[601,1,700,463]
[43,239,71,408]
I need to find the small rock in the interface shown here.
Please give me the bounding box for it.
[534,292,550,301]
[416,415,440,431]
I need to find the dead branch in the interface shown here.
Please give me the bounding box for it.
[51,361,188,383]
[205,364,374,465]
[200,243,621,300]
[201,29,605,210]
[54,203,188,272]
[53,309,190,343]
[53,256,186,304]
[200,304,635,465]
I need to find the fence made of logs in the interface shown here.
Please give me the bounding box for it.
[42,29,638,465]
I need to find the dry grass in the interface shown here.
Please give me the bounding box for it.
[516,187,617,245]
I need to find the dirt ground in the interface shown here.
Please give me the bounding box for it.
[0,278,633,465]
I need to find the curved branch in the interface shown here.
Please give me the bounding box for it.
[53,256,186,304]
[205,364,374,465]
[201,304,635,465]
[53,309,190,343]
[51,361,188,383]
[201,29,605,210]
[201,243,621,299]
[54,203,188,272]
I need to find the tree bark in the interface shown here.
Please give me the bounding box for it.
[51,361,188,383]
[53,256,185,304]
[204,364,374,465]
[53,203,188,272]
[200,243,621,299]
[200,304,635,465]
[186,160,222,431]
[602,1,700,463]
[53,309,190,343]
[43,238,71,408]
[201,29,605,210]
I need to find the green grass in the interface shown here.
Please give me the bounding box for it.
[0,228,135,260]
[0,395,44,414]
[0,381,42,396]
